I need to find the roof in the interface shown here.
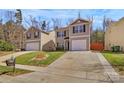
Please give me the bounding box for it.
[27,26,49,34]
[69,18,90,25]
[55,27,69,32]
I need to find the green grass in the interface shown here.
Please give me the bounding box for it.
[0,65,32,76]
[16,51,65,66]
[102,51,124,75]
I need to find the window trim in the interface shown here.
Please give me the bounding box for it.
[73,24,86,33]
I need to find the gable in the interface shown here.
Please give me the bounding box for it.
[70,18,89,25]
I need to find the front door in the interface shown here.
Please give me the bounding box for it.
[64,40,69,50]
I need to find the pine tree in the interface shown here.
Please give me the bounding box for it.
[15,9,22,25]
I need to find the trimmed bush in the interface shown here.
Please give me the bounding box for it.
[111,46,120,52]
[56,47,64,51]
[0,40,15,51]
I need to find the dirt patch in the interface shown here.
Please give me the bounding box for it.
[31,53,49,61]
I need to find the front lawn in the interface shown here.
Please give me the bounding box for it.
[102,51,124,75]
[16,51,65,66]
[0,65,32,76]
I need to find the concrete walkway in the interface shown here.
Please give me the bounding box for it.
[0,62,45,72]
[0,51,34,62]
[0,51,120,83]
[96,53,119,82]
[0,51,45,72]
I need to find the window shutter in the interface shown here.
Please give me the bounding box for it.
[57,32,59,37]
[64,31,66,36]
[83,25,86,32]
[73,26,75,33]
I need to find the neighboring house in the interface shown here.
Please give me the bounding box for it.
[105,17,124,51]
[4,21,25,50]
[56,18,91,51]
[25,26,56,51]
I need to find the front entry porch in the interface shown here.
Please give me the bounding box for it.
[64,38,69,51]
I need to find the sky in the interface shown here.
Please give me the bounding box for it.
[1,9,124,30]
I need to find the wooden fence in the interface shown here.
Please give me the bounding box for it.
[90,42,104,51]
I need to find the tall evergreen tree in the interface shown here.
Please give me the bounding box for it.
[15,9,22,25]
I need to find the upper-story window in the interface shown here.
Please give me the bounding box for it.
[73,25,86,33]
[34,31,39,38]
[27,33,31,39]
[57,31,65,37]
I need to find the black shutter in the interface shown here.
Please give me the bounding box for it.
[64,31,66,36]
[57,32,59,37]
[83,25,86,32]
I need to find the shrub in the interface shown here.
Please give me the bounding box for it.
[0,40,15,51]
[111,46,120,52]
[56,47,64,51]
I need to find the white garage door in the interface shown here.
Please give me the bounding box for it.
[26,42,40,51]
[72,39,87,51]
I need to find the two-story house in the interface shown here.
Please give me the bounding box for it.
[105,17,124,51]
[25,26,56,51]
[56,18,91,51]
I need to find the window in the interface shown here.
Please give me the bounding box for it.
[73,25,86,33]
[27,33,31,39]
[57,32,61,37]
[57,32,65,37]
[79,25,83,32]
[34,32,39,38]
[57,32,59,37]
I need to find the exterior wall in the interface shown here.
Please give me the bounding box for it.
[25,26,56,51]
[25,27,41,50]
[55,27,69,49]
[69,21,90,50]
[42,31,56,51]
[25,27,41,40]
[105,18,124,51]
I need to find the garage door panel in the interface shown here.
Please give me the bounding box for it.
[72,39,87,51]
[26,42,40,51]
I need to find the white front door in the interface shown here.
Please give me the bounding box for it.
[26,42,40,51]
[72,39,87,51]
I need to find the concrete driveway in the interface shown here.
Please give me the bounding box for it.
[13,51,113,83]
[42,51,111,82]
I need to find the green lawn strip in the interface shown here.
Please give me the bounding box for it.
[16,51,65,66]
[102,51,124,75]
[0,65,32,76]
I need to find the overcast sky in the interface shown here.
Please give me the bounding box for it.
[1,9,124,30]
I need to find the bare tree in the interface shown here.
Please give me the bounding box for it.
[87,16,94,32]
[66,18,74,25]
[103,16,112,31]
[51,18,62,30]
[4,10,15,22]
[24,15,50,31]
